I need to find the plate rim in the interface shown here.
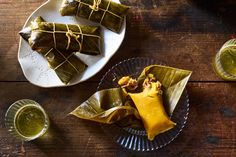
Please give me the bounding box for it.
[17,0,126,88]
[97,57,190,152]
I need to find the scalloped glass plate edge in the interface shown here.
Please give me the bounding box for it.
[97,57,190,152]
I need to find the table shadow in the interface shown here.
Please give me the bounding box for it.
[31,118,70,156]
[189,0,236,28]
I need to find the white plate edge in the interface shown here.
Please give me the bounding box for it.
[17,0,126,88]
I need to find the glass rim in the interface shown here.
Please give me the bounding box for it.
[5,99,49,141]
[213,50,236,80]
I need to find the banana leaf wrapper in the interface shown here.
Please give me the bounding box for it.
[70,88,140,124]
[70,65,191,128]
[29,17,101,55]
[60,0,130,33]
[138,65,192,115]
[19,17,87,84]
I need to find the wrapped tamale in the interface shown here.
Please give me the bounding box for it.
[29,17,101,55]
[60,0,130,33]
[19,17,87,84]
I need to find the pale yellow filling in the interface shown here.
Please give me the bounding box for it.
[129,82,176,141]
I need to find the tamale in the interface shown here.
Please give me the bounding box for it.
[69,63,192,141]
[138,65,192,115]
[29,17,101,55]
[60,0,130,33]
[128,76,176,141]
[19,17,87,84]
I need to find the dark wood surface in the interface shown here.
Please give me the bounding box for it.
[0,0,236,156]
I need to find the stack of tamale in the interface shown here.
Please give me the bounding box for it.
[60,0,130,33]
[20,16,101,84]
[19,0,130,84]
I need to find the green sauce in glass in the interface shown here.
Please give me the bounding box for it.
[213,39,236,80]
[220,48,236,76]
[15,105,46,137]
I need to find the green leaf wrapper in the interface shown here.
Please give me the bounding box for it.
[19,17,87,84]
[29,17,101,55]
[60,0,130,33]
[70,88,140,124]
[70,65,192,124]
[138,65,192,115]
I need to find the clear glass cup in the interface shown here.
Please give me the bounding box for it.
[5,99,50,141]
[213,38,236,80]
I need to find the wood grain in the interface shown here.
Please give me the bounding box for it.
[0,82,236,157]
[1,0,236,157]
[0,0,46,81]
[0,0,236,81]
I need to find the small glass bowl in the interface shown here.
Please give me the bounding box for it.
[5,99,50,141]
[97,57,189,151]
[213,49,236,80]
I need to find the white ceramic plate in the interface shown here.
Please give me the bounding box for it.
[18,0,126,88]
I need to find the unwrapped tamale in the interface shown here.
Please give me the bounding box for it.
[19,17,87,84]
[118,75,176,140]
[29,17,101,55]
[128,81,175,141]
[60,0,130,33]
[69,63,192,141]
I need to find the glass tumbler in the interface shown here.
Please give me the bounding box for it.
[5,99,49,141]
[213,38,236,80]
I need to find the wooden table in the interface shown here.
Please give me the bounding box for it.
[0,0,236,156]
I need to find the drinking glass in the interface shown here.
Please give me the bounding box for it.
[213,38,236,80]
[5,99,49,141]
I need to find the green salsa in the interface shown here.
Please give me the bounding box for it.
[15,105,46,137]
[220,48,236,76]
